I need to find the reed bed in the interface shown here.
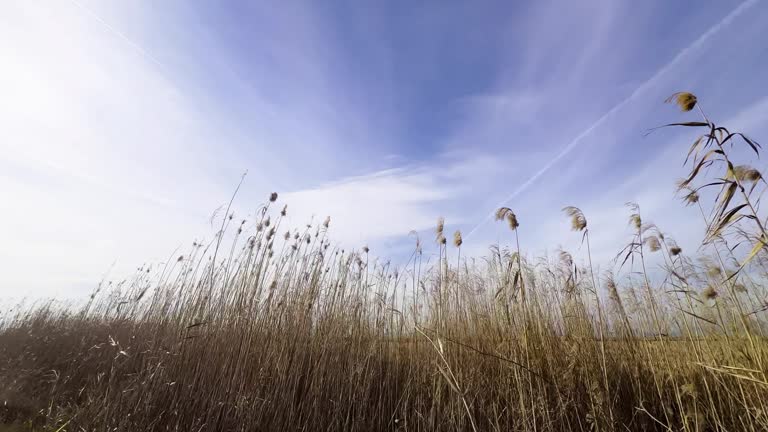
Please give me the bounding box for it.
[1,93,768,431]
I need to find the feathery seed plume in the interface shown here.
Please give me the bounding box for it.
[665,92,697,112]
[701,285,718,300]
[562,206,587,231]
[729,165,762,183]
[453,231,463,248]
[644,235,661,252]
[495,207,519,230]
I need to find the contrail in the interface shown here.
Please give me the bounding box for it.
[465,0,760,239]
[68,0,167,71]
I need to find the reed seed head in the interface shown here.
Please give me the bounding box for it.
[676,182,700,206]
[644,235,661,252]
[683,189,699,205]
[495,207,519,230]
[666,92,697,112]
[453,231,463,248]
[562,206,587,231]
[625,203,643,230]
[701,285,718,300]
[729,165,762,183]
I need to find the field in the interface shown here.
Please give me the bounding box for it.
[1,94,768,431]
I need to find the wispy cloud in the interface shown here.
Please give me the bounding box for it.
[2,0,768,298]
[465,0,761,239]
[0,2,240,296]
[280,153,513,250]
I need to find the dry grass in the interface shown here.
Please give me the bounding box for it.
[2,93,768,431]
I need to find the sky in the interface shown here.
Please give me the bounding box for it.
[2,0,768,298]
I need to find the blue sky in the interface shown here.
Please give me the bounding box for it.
[2,0,768,298]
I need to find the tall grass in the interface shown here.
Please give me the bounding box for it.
[1,93,768,431]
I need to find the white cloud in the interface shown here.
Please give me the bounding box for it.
[2,0,768,302]
[462,0,761,240]
[280,154,509,250]
[0,2,229,297]
[0,0,418,298]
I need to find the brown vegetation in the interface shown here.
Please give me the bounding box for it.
[1,93,767,431]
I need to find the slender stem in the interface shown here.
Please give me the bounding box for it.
[515,230,526,304]
[585,231,614,425]
[695,104,766,374]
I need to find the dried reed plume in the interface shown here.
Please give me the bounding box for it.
[678,185,700,206]
[644,235,662,252]
[701,285,719,300]
[626,202,642,230]
[2,90,768,432]
[494,207,519,230]
[453,230,463,247]
[562,206,587,231]
[665,91,697,112]
[729,165,762,183]
[436,216,447,245]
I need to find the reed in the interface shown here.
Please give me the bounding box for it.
[1,93,767,431]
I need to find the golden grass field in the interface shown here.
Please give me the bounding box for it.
[1,93,768,431]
